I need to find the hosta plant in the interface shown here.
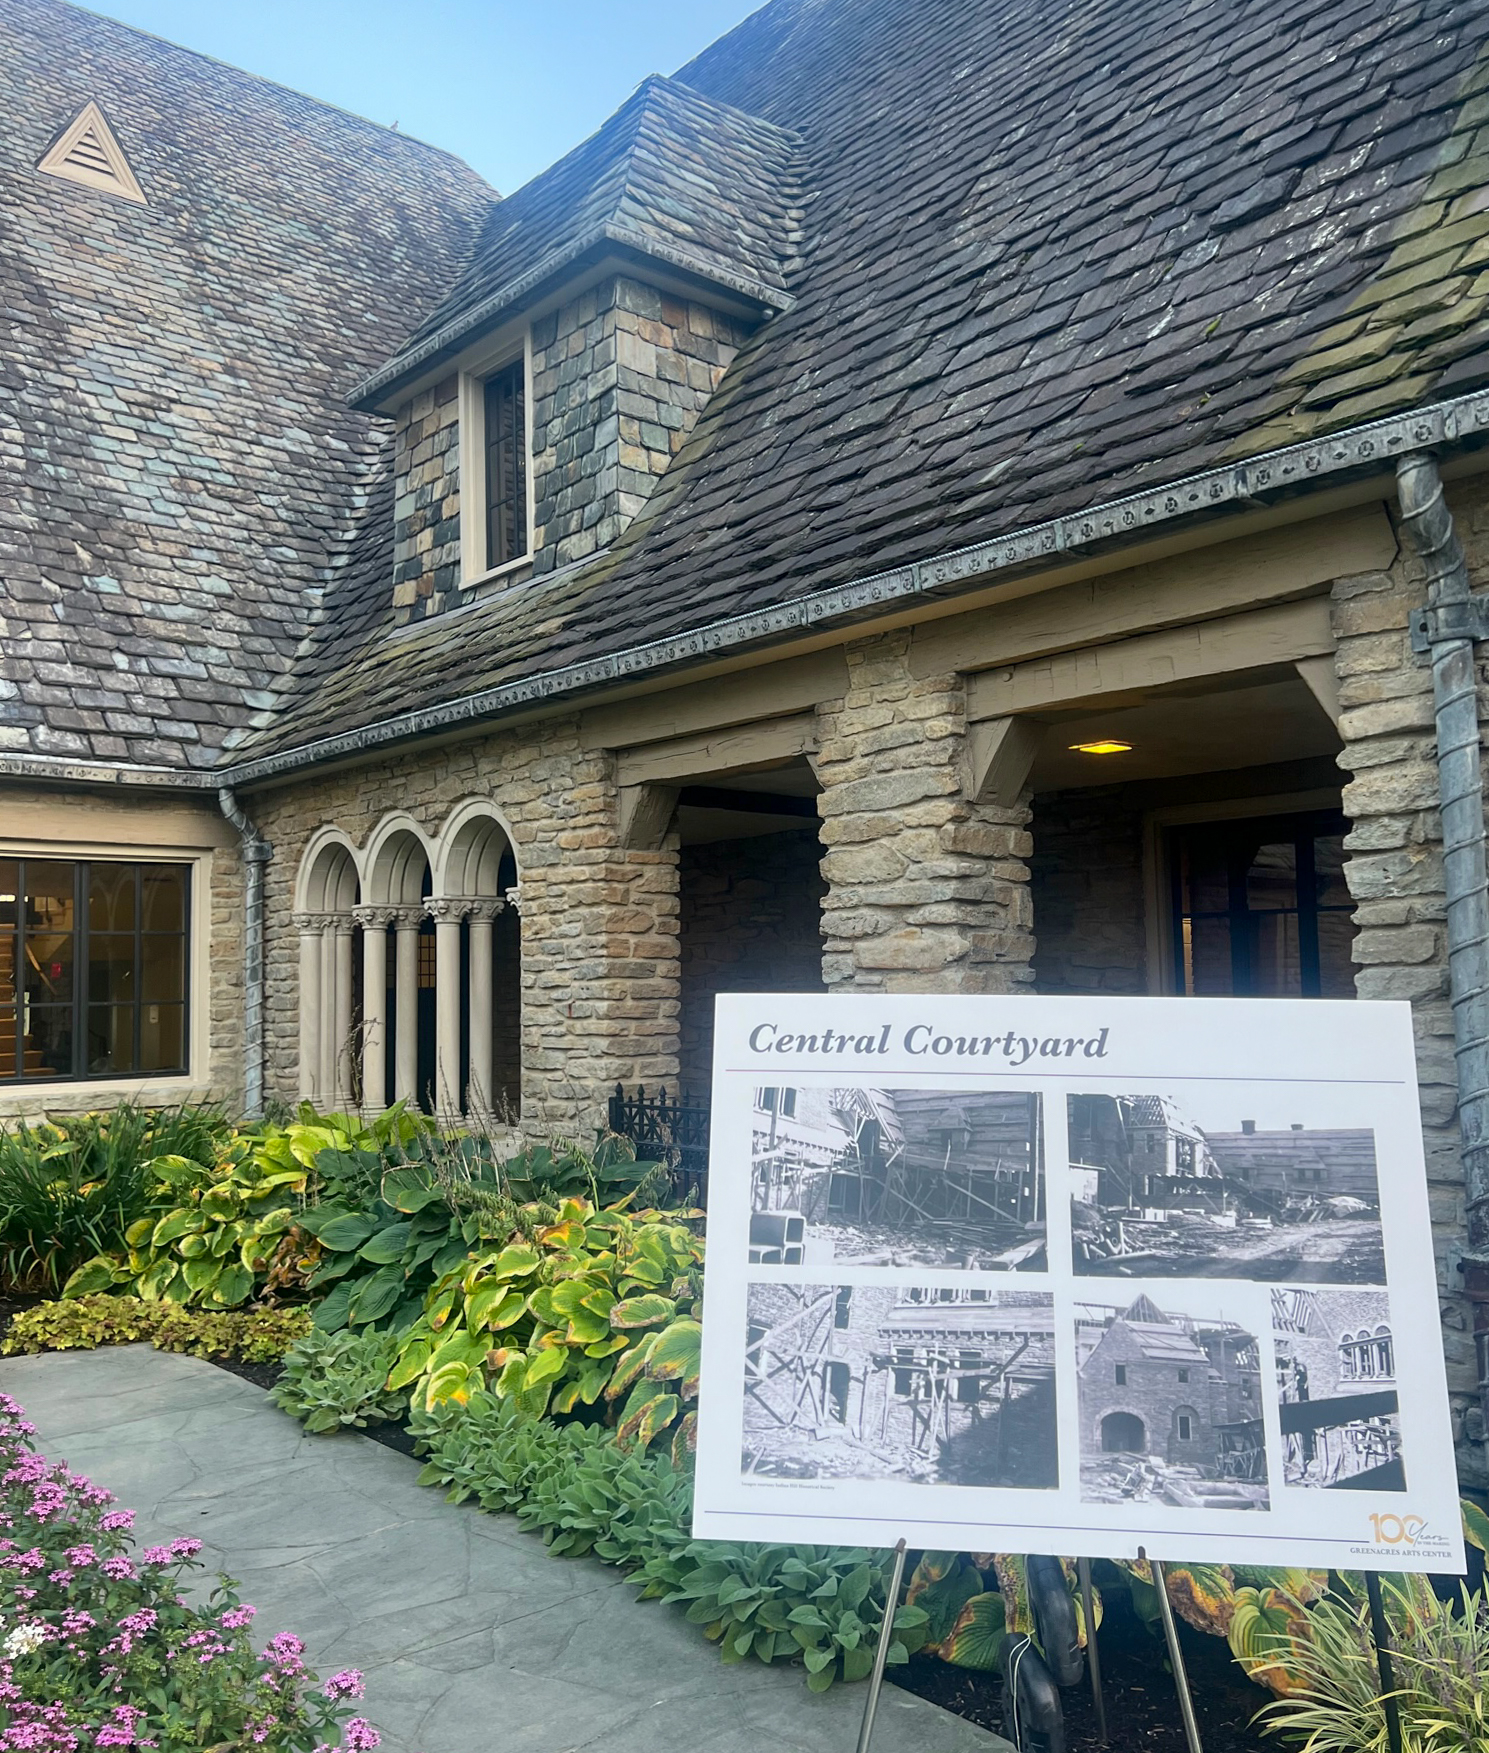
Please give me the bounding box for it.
[270,1327,409,1433]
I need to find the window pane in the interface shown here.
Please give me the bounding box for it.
[141,866,186,933]
[22,931,73,1002]
[1313,835,1350,910]
[1246,841,1298,912]
[1317,911,1357,998]
[1186,914,1232,996]
[89,863,137,932]
[140,1002,185,1073]
[484,361,528,569]
[0,862,16,1081]
[87,1004,137,1075]
[88,933,137,1003]
[26,1006,74,1078]
[1247,911,1302,997]
[141,936,184,1003]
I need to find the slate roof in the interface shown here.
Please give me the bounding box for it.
[0,0,495,772]
[351,74,803,409]
[232,0,1489,769]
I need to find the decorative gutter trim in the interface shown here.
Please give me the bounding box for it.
[221,390,1489,788]
[350,222,793,412]
[0,752,214,789]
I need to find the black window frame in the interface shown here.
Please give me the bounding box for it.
[1166,808,1355,999]
[0,857,191,1085]
[482,356,529,572]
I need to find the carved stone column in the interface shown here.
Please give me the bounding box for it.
[426,897,475,1121]
[353,906,399,1115]
[293,912,328,1104]
[465,899,505,1118]
[329,917,356,1110]
[392,906,423,1107]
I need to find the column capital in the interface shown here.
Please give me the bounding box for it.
[353,904,403,930]
[292,911,331,935]
[504,884,523,916]
[425,895,477,924]
[389,904,425,931]
[466,898,506,924]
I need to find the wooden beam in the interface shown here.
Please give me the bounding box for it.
[615,713,819,787]
[964,716,1045,805]
[1294,656,1342,728]
[966,598,1335,721]
[617,783,679,850]
[912,503,1393,681]
[580,650,848,750]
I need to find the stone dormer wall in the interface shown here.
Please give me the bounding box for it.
[529,276,750,576]
[391,374,461,622]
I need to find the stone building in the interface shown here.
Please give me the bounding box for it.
[1271,1287,1405,1489]
[8,0,1489,1481]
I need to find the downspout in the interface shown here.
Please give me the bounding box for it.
[217,785,272,1119]
[1396,452,1489,1442]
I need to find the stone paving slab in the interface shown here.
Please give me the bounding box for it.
[2,1347,1011,1753]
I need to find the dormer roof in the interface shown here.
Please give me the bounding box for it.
[350,75,803,411]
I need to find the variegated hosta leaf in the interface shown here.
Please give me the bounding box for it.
[1227,1587,1312,1697]
[1161,1563,1237,1638]
[992,1554,1034,1637]
[941,1592,1008,1671]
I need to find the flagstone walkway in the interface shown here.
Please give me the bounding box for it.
[3,1346,1008,1753]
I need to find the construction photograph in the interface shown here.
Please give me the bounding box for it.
[748,1085,1045,1270]
[1069,1092,1385,1282]
[1077,1293,1270,1510]
[741,1282,1058,1487]
[1271,1288,1405,1492]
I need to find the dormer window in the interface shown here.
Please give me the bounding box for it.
[458,343,532,588]
[483,358,528,570]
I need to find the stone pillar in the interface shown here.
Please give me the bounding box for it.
[814,631,1035,992]
[392,908,422,1106]
[330,919,356,1110]
[354,906,397,1115]
[293,913,326,1104]
[427,897,472,1121]
[466,899,505,1117]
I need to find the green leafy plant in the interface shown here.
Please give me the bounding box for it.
[386,1194,703,1442]
[0,1103,225,1294]
[1,1294,311,1362]
[270,1326,409,1432]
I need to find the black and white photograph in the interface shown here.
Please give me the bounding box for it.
[1272,1288,1405,1492]
[1069,1092,1385,1282]
[1077,1292,1270,1510]
[741,1282,1058,1487]
[748,1086,1045,1270]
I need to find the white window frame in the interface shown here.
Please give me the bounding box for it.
[458,329,535,590]
[0,833,214,1107]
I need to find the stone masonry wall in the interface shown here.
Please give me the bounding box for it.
[249,716,679,1134]
[815,632,1034,992]
[1331,473,1487,1485]
[678,827,826,1092]
[530,276,749,575]
[1030,788,1148,997]
[391,372,460,623]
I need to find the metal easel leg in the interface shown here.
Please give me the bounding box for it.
[1147,1552,1203,1753]
[1077,1557,1108,1743]
[856,1538,910,1753]
[1365,1572,1406,1753]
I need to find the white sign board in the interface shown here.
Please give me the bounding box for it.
[692,994,1464,1573]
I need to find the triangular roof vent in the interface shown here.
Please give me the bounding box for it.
[38,102,147,205]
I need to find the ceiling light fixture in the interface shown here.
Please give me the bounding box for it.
[1069,739,1133,755]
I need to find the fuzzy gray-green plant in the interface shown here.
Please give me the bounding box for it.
[269,1325,407,1433]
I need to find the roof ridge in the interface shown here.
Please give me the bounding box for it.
[59,0,492,178]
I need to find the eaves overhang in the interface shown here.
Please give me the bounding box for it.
[216,389,1489,789]
[349,219,796,414]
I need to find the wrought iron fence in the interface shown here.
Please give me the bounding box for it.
[608,1085,711,1206]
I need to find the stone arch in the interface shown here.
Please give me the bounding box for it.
[433,798,520,899]
[1099,1409,1146,1453]
[427,799,522,1121]
[294,829,360,913]
[364,813,435,904]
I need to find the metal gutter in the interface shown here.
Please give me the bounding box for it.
[216,786,271,1119]
[1396,452,1489,1444]
[219,388,1489,788]
[0,752,215,789]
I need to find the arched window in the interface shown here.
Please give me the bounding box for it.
[293,836,360,1110]
[1340,1325,1393,1382]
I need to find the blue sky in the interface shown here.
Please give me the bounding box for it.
[86,0,765,192]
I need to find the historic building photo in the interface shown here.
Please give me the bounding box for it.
[1272,1288,1404,1492]
[1077,1293,1270,1510]
[742,1282,1057,1487]
[748,1086,1045,1269]
[1069,1094,1385,1283]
